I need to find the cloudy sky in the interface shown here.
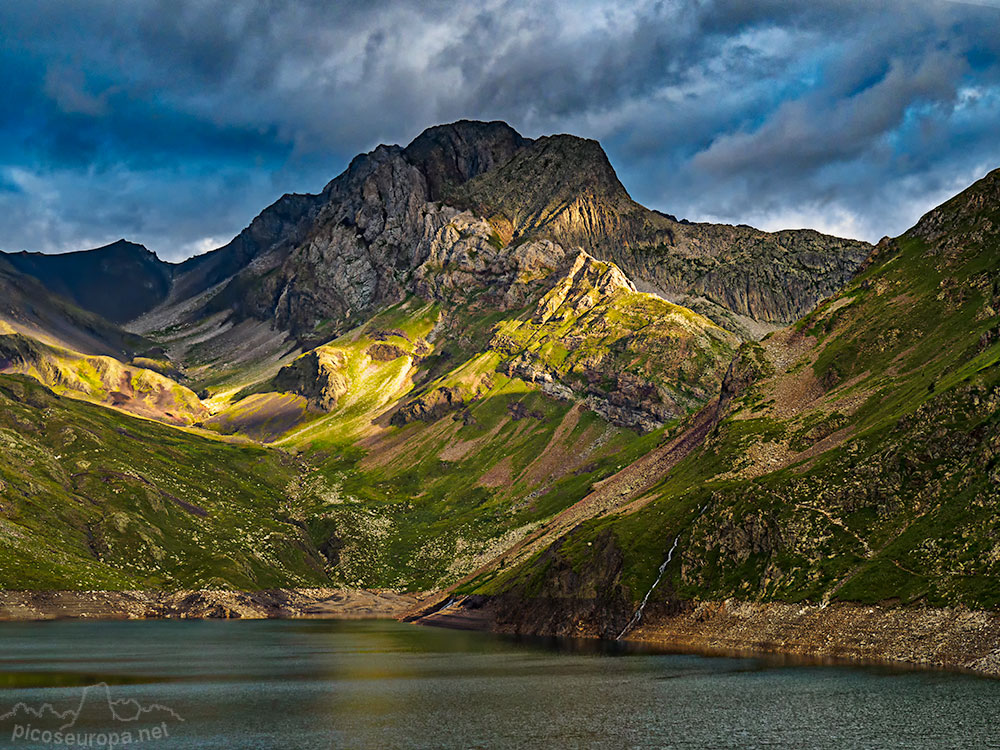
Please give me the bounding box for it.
[1,0,999,261]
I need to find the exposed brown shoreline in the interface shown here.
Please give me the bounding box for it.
[6,590,1000,678]
[0,589,420,621]
[415,596,1000,678]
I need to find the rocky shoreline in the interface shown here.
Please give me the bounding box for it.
[7,589,1000,678]
[415,596,1000,678]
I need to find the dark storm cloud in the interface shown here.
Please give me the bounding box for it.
[0,0,999,259]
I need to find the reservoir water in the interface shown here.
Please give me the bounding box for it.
[0,619,997,749]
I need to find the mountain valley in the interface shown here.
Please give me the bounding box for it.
[2,120,999,672]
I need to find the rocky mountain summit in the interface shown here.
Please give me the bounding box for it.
[4,121,864,349]
[448,132,870,334]
[241,123,868,342]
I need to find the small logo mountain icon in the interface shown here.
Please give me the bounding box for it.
[0,683,183,731]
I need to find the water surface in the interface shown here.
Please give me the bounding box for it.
[0,619,996,749]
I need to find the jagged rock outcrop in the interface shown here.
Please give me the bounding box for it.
[402,119,530,201]
[715,339,775,418]
[272,348,349,411]
[212,145,440,341]
[413,212,571,309]
[390,385,467,425]
[202,122,537,342]
[391,373,494,426]
[487,249,739,431]
[367,343,407,362]
[532,249,637,321]
[450,135,646,248]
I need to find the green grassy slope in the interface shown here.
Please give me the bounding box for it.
[0,375,333,590]
[0,263,734,592]
[483,167,1000,613]
[0,326,205,425]
[204,257,734,590]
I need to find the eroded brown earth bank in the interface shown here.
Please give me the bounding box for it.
[414,596,1000,677]
[0,589,419,620]
[7,589,1000,678]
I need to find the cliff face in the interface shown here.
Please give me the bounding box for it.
[402,119,531,201]
[206,122,534,343]
[608,225,869,333]
[264,145,439,338]
[451,133,870,333]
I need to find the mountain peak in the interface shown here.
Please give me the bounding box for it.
[457,132,631,210]
[1,238,173,324]
[106,237,146,249]
[88,238,157,259]
[403,119,530,201]
[445,131,638,253]
[5,237,153,259]
[526,134,628,196]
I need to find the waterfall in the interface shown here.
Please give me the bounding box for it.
[616,504,708,641]
[616,533,681,641]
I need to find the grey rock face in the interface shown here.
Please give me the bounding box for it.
[271,145,440,337]
[175,119,871,351]
[181,121,533,343]
[600,225,870,328]
[413,212,572,310]
[450,131,871,331]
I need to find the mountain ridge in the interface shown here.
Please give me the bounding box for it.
[444,161,1000,641]
[2,239,174,324]
[9,120,999,658]
[3,120,871,345]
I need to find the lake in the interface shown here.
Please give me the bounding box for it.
[0,619,996,749]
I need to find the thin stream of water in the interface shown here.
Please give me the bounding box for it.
[617,533,681,640]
